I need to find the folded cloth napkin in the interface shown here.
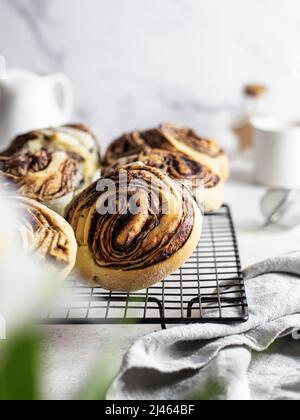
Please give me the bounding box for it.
[108,253,300,400]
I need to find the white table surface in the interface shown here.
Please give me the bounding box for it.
[41,156,300,400]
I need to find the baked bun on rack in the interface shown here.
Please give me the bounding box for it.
[14,196,77,280]
[0,125,101,215]
[66,162,203,292]
[104,123,229,180]
[104,148,224,212]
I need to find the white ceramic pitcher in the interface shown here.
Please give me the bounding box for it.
[0,69,74,150]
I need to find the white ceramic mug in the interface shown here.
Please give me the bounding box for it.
[252,117,300,189]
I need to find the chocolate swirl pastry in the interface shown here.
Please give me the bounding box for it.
[104,123,230,180]
[14,197,77,280]
[104,149,224,212]
[66,162,202,292]
[0,125,101,215]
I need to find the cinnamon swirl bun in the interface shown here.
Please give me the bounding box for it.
[104,149,224,212]
[104,123,230,180]
[14,197,77,280]
[0,125,101,215]
[66,162,202,292]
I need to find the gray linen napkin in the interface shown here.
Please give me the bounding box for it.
[107,252,300,400]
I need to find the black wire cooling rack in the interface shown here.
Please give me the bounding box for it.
[43,205,249,329]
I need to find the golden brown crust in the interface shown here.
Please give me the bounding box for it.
[158,124,224,158]
[104,132,147,165]
[0,126,101,213]
[104,123,229,180]
[75,202,202,292]
[103,149,224,212]
[67,163,195,270]
[104,124,224,163]
[0,150,80,202]
[104,148,221,189]
[14,197,77,279]
[66,163,202,291]
[64,124,93,134]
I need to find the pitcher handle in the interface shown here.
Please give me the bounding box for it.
[48,73,74,120]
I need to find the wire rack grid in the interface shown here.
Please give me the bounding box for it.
[43,205,249,329]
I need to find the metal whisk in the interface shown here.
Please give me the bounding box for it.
[261,189,300,229]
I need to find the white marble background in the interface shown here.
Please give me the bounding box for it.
[1,0,300,150]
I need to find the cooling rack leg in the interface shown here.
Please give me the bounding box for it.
[187,298,198,318]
